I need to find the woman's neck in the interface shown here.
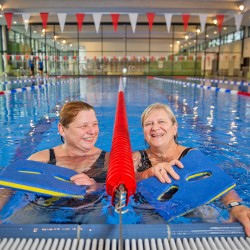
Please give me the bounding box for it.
[60,143,97,157]
[149,142,178,159]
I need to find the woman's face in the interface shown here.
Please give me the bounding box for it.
[143,109,177,149]
[60,110,99,153]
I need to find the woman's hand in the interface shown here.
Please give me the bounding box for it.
[139,159,184,183]
[70,173,104,194]
[226,205,250,237]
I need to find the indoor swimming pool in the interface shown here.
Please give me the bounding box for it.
[0,76,249,225]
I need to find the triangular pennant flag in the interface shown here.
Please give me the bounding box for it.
[16,55,19,60]
[4,13,13,30]
[175,56,178,61]
[180,56,182,61]
[221,55,224,60]
[45,56,48,61]
[189,56,192,61]
[104,57,106,62]
[11,55,15,61]
[216,15,225,33]
[99,56,102,62]
[76,14,85,33]
[74,56,77,61]
[161,57,163,61]
[151,56,154,61]
[110,14,119,33]
[69,56,72,61]
[58,13,67,32]
[50,56,53,61]
[114,56,116,61]
[147,56,150,61]
[60,56,62,61]
[93,13,102,33]
[30,55,33,60]
[35,55,38,60]
[184,56,187,60]
[40,13,49,30]
[198,55,201,60]
[164,14,173,32]
[147,13,155,31]
[234,55,236,59]
[155,56,158,61]
[211,55,214,60]
[7,55,10,60]
[165,56,168,61]
[133,56,135,61]
[127,56,130,61]
[129,13,138,33]
[193,56,196,61]
[26,55,29,60]
[199,14,207,33]
[84,56,86,61]
[182,14,190,32]
[123,57,126,61]
[138,56,140,62]
[234,14,243,32]
[118,56,121,62]
[55,56,58,61]
[229,55,232,60]
[225,55,228,60]
[94,56,96,61]
[89,56,92,60]
[22,14,30,32]
[217,55,219,60]
[39,55,42,60]
[64,56,67,61]
[108,56,111,62]
[170,56,173,61]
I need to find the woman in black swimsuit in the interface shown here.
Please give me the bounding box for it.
[28,101,109,189]
[133,103,250,236]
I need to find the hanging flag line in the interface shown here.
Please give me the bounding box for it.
[147,76,250,97]
[0,76,95,95]
[4,13,244,33]
[187,77,250,86]
[2,54,239,62]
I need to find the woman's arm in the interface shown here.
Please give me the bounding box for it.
[221,190,250,236]
[0,188,15,223]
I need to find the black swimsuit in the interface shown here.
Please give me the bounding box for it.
[137,147,193,172]
[48,149,107,183]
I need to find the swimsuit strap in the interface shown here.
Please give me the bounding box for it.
[97,150,106,161]
[178,147,193,160]
[48,148,56,165]
[137,150,152,172]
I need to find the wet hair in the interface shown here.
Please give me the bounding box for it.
[59,101,95,143]
[141,103,178,144]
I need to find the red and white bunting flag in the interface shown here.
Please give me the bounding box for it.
[45,56,48,61]
[60,56,62,61]
[103,57,106,61]
[234,55,236,59]
[211,55,214,60]
[16,55,19,60]
[108,56,111,62]
[84,56,86,61]
[161,57,163,61]
[137,56,140,62]
[129,13,138,33]
[114,56,116,61]
[64,56,67,61]
[170,56,173,61]
[182,14,190,32]
[216,15,225,33]
[26,55,29,60]
[35,55,38,60]
[221,55,224,60]
[22,14,30,32]
[21,55,25,60]
[7,55,10,60]
[203,55,206,60]
[151,56,154,61]
[58,13,67,32]
[110,14,119,33]
[199,14,207,33]
[147,13,155,31]
[74,56,77,61]
[193,55,196,61]
[118,56,121,62]
[123,56,126,61]
[93,13,102,33]
[30,55,33,60]
[89,56,92,60]
[69,56,72,61]
[50,56,53,61]
[184,56,187,61]
[76,13,85,33]
[55,56,58,61]
[39,55,42,60]
[180,56,182,61]
[165,56,168,61]
[234,14,243,32]
[229,55,232,60]
[147,56,150,61]
[40,13,49,30]
[133,56,135,61]
[11,55,15,61]
[225,55,228,60]
[99,56,102,62]
[4,13,13,30]
[127,56,131,61]
[164,14,173,32]
[156,56,159,61]
[175,56,178,61]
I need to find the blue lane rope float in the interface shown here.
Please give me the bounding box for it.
[0,160,86,198]
[136,150,236,222]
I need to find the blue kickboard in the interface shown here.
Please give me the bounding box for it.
[136,150,236,221]
[0,160,86,198]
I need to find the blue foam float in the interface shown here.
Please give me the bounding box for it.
[0,160,86,198]
[136,150,236,221]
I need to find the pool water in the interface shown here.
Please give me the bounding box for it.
[0,76,249,224]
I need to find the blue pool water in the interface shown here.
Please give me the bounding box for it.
[0,76,250,224]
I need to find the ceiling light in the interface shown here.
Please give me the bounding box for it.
[70,44,72,47]
[24,20,28,23]
[213,20,217,24]
[34,31,36,33]
[239,5,244,11]
[189,42,191,44]
[214,31,217,34]
[194,40,196,42]
[184,44,187,46]
[197,29,200,33]
[0,15,2,17]
[13,21,17,24]
[63,40,66,44]
[57,42,59,44]
[41,34,43,36]
[223,27,227,30]
[0,5,1,9]
[181,46,183,48]
[185,35,188,40]
[177,41,180,44]
[206,34,209,37]
[170,44,172,47]
[42,29,45,32]
[54,35,57,39]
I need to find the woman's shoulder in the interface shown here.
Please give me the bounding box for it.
[27,149,50,162]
